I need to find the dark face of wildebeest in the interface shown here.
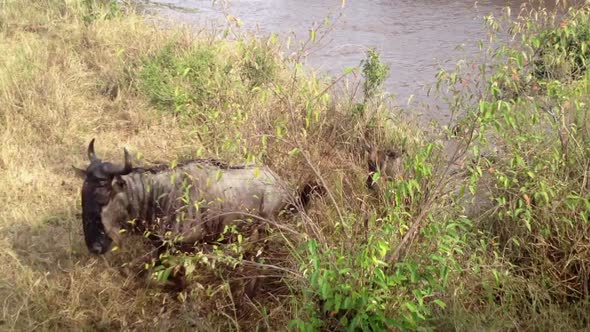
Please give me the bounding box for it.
[73,139,132,254]
[365,143,404,190]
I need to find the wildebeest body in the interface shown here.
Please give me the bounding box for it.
[102,161,295,248]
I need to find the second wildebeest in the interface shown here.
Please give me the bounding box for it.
[73,139,324,257]
[365,143,404,190]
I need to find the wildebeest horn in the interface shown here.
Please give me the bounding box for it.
[88,138,99,163]
[122,148,132,173]
[101,148,133,176]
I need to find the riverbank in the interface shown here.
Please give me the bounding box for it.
[138,0,585,125]
[1,1,589,330]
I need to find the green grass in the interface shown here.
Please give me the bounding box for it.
[138,42,220,113]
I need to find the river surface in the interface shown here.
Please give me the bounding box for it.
[139,0,576,123]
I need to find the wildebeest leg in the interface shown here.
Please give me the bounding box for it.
[128,232,187,292]
[142,252,187,293]
[243,222,271,299]
[150,235,188,293]
[166,265,187,293]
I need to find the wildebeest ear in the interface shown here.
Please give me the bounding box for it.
[385,149,400,160]
[72,165,86,179]
[112,175,126,193]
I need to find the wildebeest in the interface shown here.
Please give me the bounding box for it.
[365,143,404,190]
[73,139,324,256]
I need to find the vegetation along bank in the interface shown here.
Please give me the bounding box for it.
[1,0,590,330]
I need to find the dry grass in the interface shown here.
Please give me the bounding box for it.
[0,1,424,330]
[0,2,219,330]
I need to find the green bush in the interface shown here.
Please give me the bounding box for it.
[291,140,472,331]
[533,8,590,80]
[239,38,279,88]
[82,0,122,24]
[361,48,390,103]
[137,42,220,116]
[433,4,590,328]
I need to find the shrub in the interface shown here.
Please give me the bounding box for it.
[532,8,590,80]
[137,42,220,116]
[433,3,590,328]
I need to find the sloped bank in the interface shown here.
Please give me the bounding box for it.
[1,0,589,331]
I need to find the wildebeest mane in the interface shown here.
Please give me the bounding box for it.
[129,158,247,174]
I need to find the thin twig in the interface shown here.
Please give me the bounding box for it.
[300,149,349,239]
[386,114,476,267]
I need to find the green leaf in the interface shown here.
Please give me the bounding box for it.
[334,293,342,311]
[343,296,352,309]
[321,281,330,299]
[371,172,381,184]
[343,67,356,75]
[433,299,447,309]
[157,267,172,282]
[405,302,419,313]
[288,148,301,156]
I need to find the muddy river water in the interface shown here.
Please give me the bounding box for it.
[140,0,574,123]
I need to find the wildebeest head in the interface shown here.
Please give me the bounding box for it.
[365,143,404,190]
[73,139,132,254]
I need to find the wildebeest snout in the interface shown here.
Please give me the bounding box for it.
[90,241,108,255]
